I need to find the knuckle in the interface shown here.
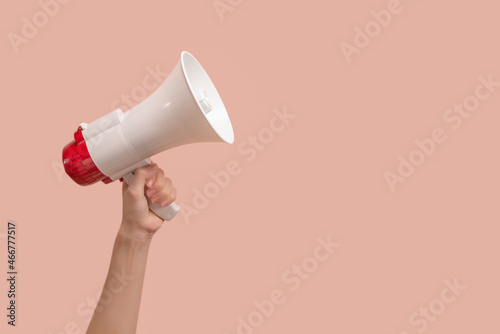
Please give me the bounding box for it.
[165,191,176,205]
[164,177,172,187]
[159,187,171,199]
[154,175,166,189]
[170,188,177,201]
[159,187,176,206]
[156,169,165,179]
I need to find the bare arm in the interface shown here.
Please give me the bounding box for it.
[86,163,177,334]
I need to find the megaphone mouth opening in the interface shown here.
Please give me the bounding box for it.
[180,51,234,144]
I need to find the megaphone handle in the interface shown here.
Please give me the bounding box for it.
[146,199,180,222]
[122,172,180,221]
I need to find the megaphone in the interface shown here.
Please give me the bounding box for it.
[62,51,234,221]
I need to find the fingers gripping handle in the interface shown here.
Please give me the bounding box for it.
[122,172,180,221]
[147,198,180,221]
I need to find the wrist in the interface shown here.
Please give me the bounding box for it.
[118,222,155,243]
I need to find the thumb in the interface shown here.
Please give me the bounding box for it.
[126,164,158,196]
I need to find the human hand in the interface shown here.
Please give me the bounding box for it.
[120,163,177,240]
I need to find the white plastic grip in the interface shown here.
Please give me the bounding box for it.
[122,171,180,221]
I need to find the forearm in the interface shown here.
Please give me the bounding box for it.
[86,224,152,334]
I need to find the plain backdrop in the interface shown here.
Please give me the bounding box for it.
[1,0,499,333]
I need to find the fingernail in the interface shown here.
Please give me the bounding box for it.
[147,179,153,187]
[160,199,169,207]
[151,195,159,204]
[147,189,156,197]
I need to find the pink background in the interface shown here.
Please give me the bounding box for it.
[1,0,499,333]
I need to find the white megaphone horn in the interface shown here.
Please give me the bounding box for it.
[62,51,234,221]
